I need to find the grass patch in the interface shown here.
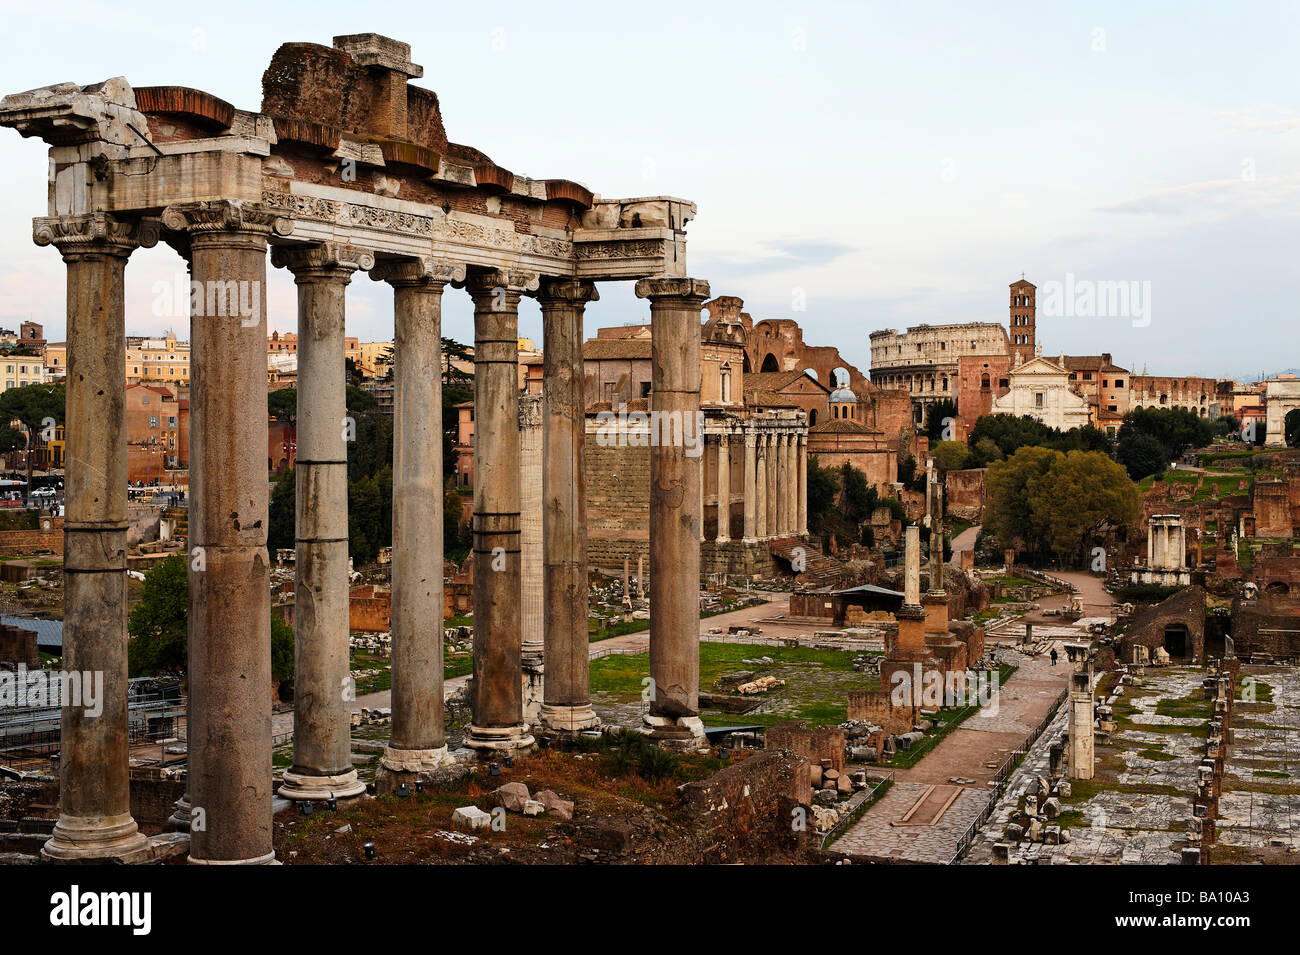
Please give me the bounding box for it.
[1137,747,1178,762]
[1154,695,1213,720]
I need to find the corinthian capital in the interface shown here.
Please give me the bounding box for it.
[271,242,375,276]
[33,212,159,258]
[161,200,293,239]
[536,278,600,308]
[368,256,465,288]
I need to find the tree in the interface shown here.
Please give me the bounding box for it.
[923,399,959,442]
[1116,406,1214,465]
[268,468,295,552]
[983,446,1061,557]
[0,382,65,489]
[272,613,295,691]
[127,554,189,676]
[897,453,917,490]
[930,440,970,473]
[839,461,877,525]
[441,337,474,384]
[968,436,1003,469]
[1115,432,1167,480]
[1025,450,1141,560]
[806,456,840,536]
[267,387,296,422]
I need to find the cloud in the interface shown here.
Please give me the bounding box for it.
[1217,110,1300,134]
[694,239,856,276]
[1095,175,1300,218]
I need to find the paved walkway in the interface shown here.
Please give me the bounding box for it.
[948,524,981,565]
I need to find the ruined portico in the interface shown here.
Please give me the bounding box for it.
[2,32,708,861]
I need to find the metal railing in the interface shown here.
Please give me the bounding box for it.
[948,686,1070,864]
[820,771,894,850]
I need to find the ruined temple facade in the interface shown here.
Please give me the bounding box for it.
[1,33,714,864]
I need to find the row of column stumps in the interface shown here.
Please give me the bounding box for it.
[35,198,711,861]
[709,430,807,544]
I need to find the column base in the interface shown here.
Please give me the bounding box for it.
[641,714,709,751]
[278,768,367,801]
[188,851,280,865]
[539,702,601,734]
[465,723,536,755]
[379,744,457,775]
[741,537,758,545]
[42,812,151,864]
[374,745,464,795]
[167,795,191,832]
[715,536,731,545]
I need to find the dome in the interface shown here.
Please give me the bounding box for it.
[829,387,857,403]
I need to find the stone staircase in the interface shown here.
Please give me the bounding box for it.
[768,537,847,588]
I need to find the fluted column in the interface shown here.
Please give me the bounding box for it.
[466,269,538,754]
[698,440,707,543]
[162,200,285,865]
[715,432,731,542]
[371,257,462,778]
[273,243,371,802]
[636,277,709,745]
[797,433,808,535]
[755,432,768,539]
[765,433,778,538]
[36,213,153,863]
[538,279,601,734]
[742,431,758,543]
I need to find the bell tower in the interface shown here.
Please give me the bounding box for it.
[1009,277,1036,364]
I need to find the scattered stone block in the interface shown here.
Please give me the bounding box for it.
[522,800,545,817]
[535,789,574,821]
[452,806,491,831]
[495,782,531,813]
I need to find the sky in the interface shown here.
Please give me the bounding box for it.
[0,0,1297,381]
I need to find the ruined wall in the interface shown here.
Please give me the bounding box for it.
[1230,594,1300,658]
[1253,480,1293,538]
[0,519,62,557]
[584,422,651,570]
[0,624,38,667]
[945,468,986,521]
[847,689,917,735]
[1118,585,1207,664]
[766,721,845,772]
[676,750,809,863]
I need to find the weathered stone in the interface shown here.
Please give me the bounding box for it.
[495,782,531,813]
[522,800,545,817]
[451,806,491,831]
[535,789,574,821]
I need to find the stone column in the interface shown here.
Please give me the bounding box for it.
[742,431,758,543]
[765,434,778,538]
[775,433,789,535]
[371,257,462,777]
[755,432,768,539]
[797,433,808,535]
[537,279,601,734]
[785,431,798,535]
[698,439,707,543]
[273,243,371,802]
[636,277,709,746]
[715,433,731,542]
[518,393,545,724]
[35,213,153,863]
[466,269,538,755]
[163,200,284,864]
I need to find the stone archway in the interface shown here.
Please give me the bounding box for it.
[761,352,779,372]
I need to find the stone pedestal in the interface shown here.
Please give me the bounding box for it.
[636,277,709,747]
[36,213,154,863]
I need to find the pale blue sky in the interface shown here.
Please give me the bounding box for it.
[1,0,1297,380]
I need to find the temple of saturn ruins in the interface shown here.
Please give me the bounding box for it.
[0,33,724,864]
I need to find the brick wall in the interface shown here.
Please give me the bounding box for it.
[766,721,845,772]
[0,518,62,557]
[677,750,808,862]
[584,427,651,570]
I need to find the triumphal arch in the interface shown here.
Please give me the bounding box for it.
[1,33,710,864]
